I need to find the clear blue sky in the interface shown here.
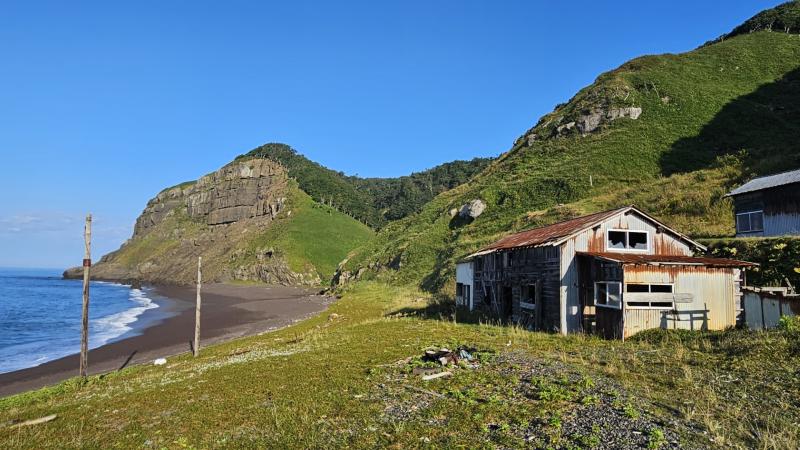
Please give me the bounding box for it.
[0,0,781,268]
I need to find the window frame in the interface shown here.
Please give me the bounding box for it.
[624,283,675,309]
[594,281,622,310]
[735,210,764,233]
[605,228,650,253]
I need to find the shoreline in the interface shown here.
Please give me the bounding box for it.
[0,283,335,398]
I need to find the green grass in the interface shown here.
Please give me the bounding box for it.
[345,30,800,291]
[1,282,798,448]
[245,187,375,281]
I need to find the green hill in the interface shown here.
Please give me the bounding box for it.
[240,143,493,228]
[343,8,800,291]
[71,157,374,286]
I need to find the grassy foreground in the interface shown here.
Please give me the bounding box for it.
[1,282,798,449]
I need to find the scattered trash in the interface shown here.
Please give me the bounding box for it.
[154,358,167,366]
[421,346,477,367]
[9,414,57,429]
[422,371,452,381]
[328,313,340,321]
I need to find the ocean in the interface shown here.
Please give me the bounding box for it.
[0,268,167,374]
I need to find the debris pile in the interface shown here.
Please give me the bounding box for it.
[421,346,476,367]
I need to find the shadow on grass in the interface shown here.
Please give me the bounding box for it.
[388,293,517,327]
[662,66,800,176]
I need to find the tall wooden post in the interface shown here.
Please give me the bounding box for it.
[79,214,92,377]
[194,256,202,357]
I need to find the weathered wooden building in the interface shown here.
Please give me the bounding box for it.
[726,168,800,237]
[459,206,755,338]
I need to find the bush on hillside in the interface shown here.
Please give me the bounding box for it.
[703,237,800,288]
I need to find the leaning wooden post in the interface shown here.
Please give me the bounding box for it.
[194,256,202,357]
[79,214,92,378]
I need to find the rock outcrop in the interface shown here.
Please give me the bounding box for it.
[459,199,486,219]
[134,159,287,236]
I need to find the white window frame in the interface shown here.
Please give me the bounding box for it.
[623,283,676,310]
[606,229,650,253]
[735,210,764,233]
[594,281,622,310]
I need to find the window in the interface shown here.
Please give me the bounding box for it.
[504,252,514,268]
[736,210,764,233]
[625,283,673,293]
[594,282,622,309]
[475,257,483,271]
[520,281,540,310]
[625,283,674,309]
[606,229,649,252]
[456,283,464,298]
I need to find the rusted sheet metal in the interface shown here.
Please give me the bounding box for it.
[479,207,626,252]
[476,205,704,255]
[622,265,739,336]
[580,252,756,268]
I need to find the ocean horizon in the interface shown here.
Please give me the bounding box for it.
[0,267,169,374]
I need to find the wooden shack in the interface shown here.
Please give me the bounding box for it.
[460,206,755,338]
[726,168,800,237]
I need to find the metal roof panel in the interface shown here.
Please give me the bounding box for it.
[727,168,800,196]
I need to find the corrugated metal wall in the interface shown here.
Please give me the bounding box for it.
[560,210,696,334]
[764,212,800,237]
[744,290,800,330]
[623,266,738,338]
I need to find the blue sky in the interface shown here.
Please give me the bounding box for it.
[0,0,781,267]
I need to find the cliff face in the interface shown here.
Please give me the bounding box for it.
[65,156,374,286]
[134,159,287,236]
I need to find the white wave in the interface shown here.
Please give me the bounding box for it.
[89,288,159,348]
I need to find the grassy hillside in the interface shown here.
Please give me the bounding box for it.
[242,186,374,281]
[240,143,493,228]
[2,283,798,448]
[345,29,800,291]
[91,180,373,286]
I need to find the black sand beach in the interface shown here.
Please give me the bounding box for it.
[0,283,334,397]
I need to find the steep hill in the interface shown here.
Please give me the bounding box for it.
[241,143,493,228]
[342,4,800,291]
[66,157,373,285]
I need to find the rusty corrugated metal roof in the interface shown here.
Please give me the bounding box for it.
[477,207,628,253]
[578,251,757,267]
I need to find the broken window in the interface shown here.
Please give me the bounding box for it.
[456,283,464,298]
[521,281,540,310]
[606,229,649,252]
[594,282,622,309]
[608,231,627,250]
[736,210,764,233]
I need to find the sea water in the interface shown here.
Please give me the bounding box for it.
[0,268,163,374]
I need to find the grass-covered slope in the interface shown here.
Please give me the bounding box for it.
[345,29,800,291]
[242,186,374,281]
[2,283,798,448]
[241,143,493,228]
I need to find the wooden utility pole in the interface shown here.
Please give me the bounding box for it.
[194,256,202,357]
[79,214,92,378]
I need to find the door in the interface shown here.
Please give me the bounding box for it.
[502,286,513,319]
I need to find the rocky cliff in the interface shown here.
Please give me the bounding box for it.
[65,156,374,286]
